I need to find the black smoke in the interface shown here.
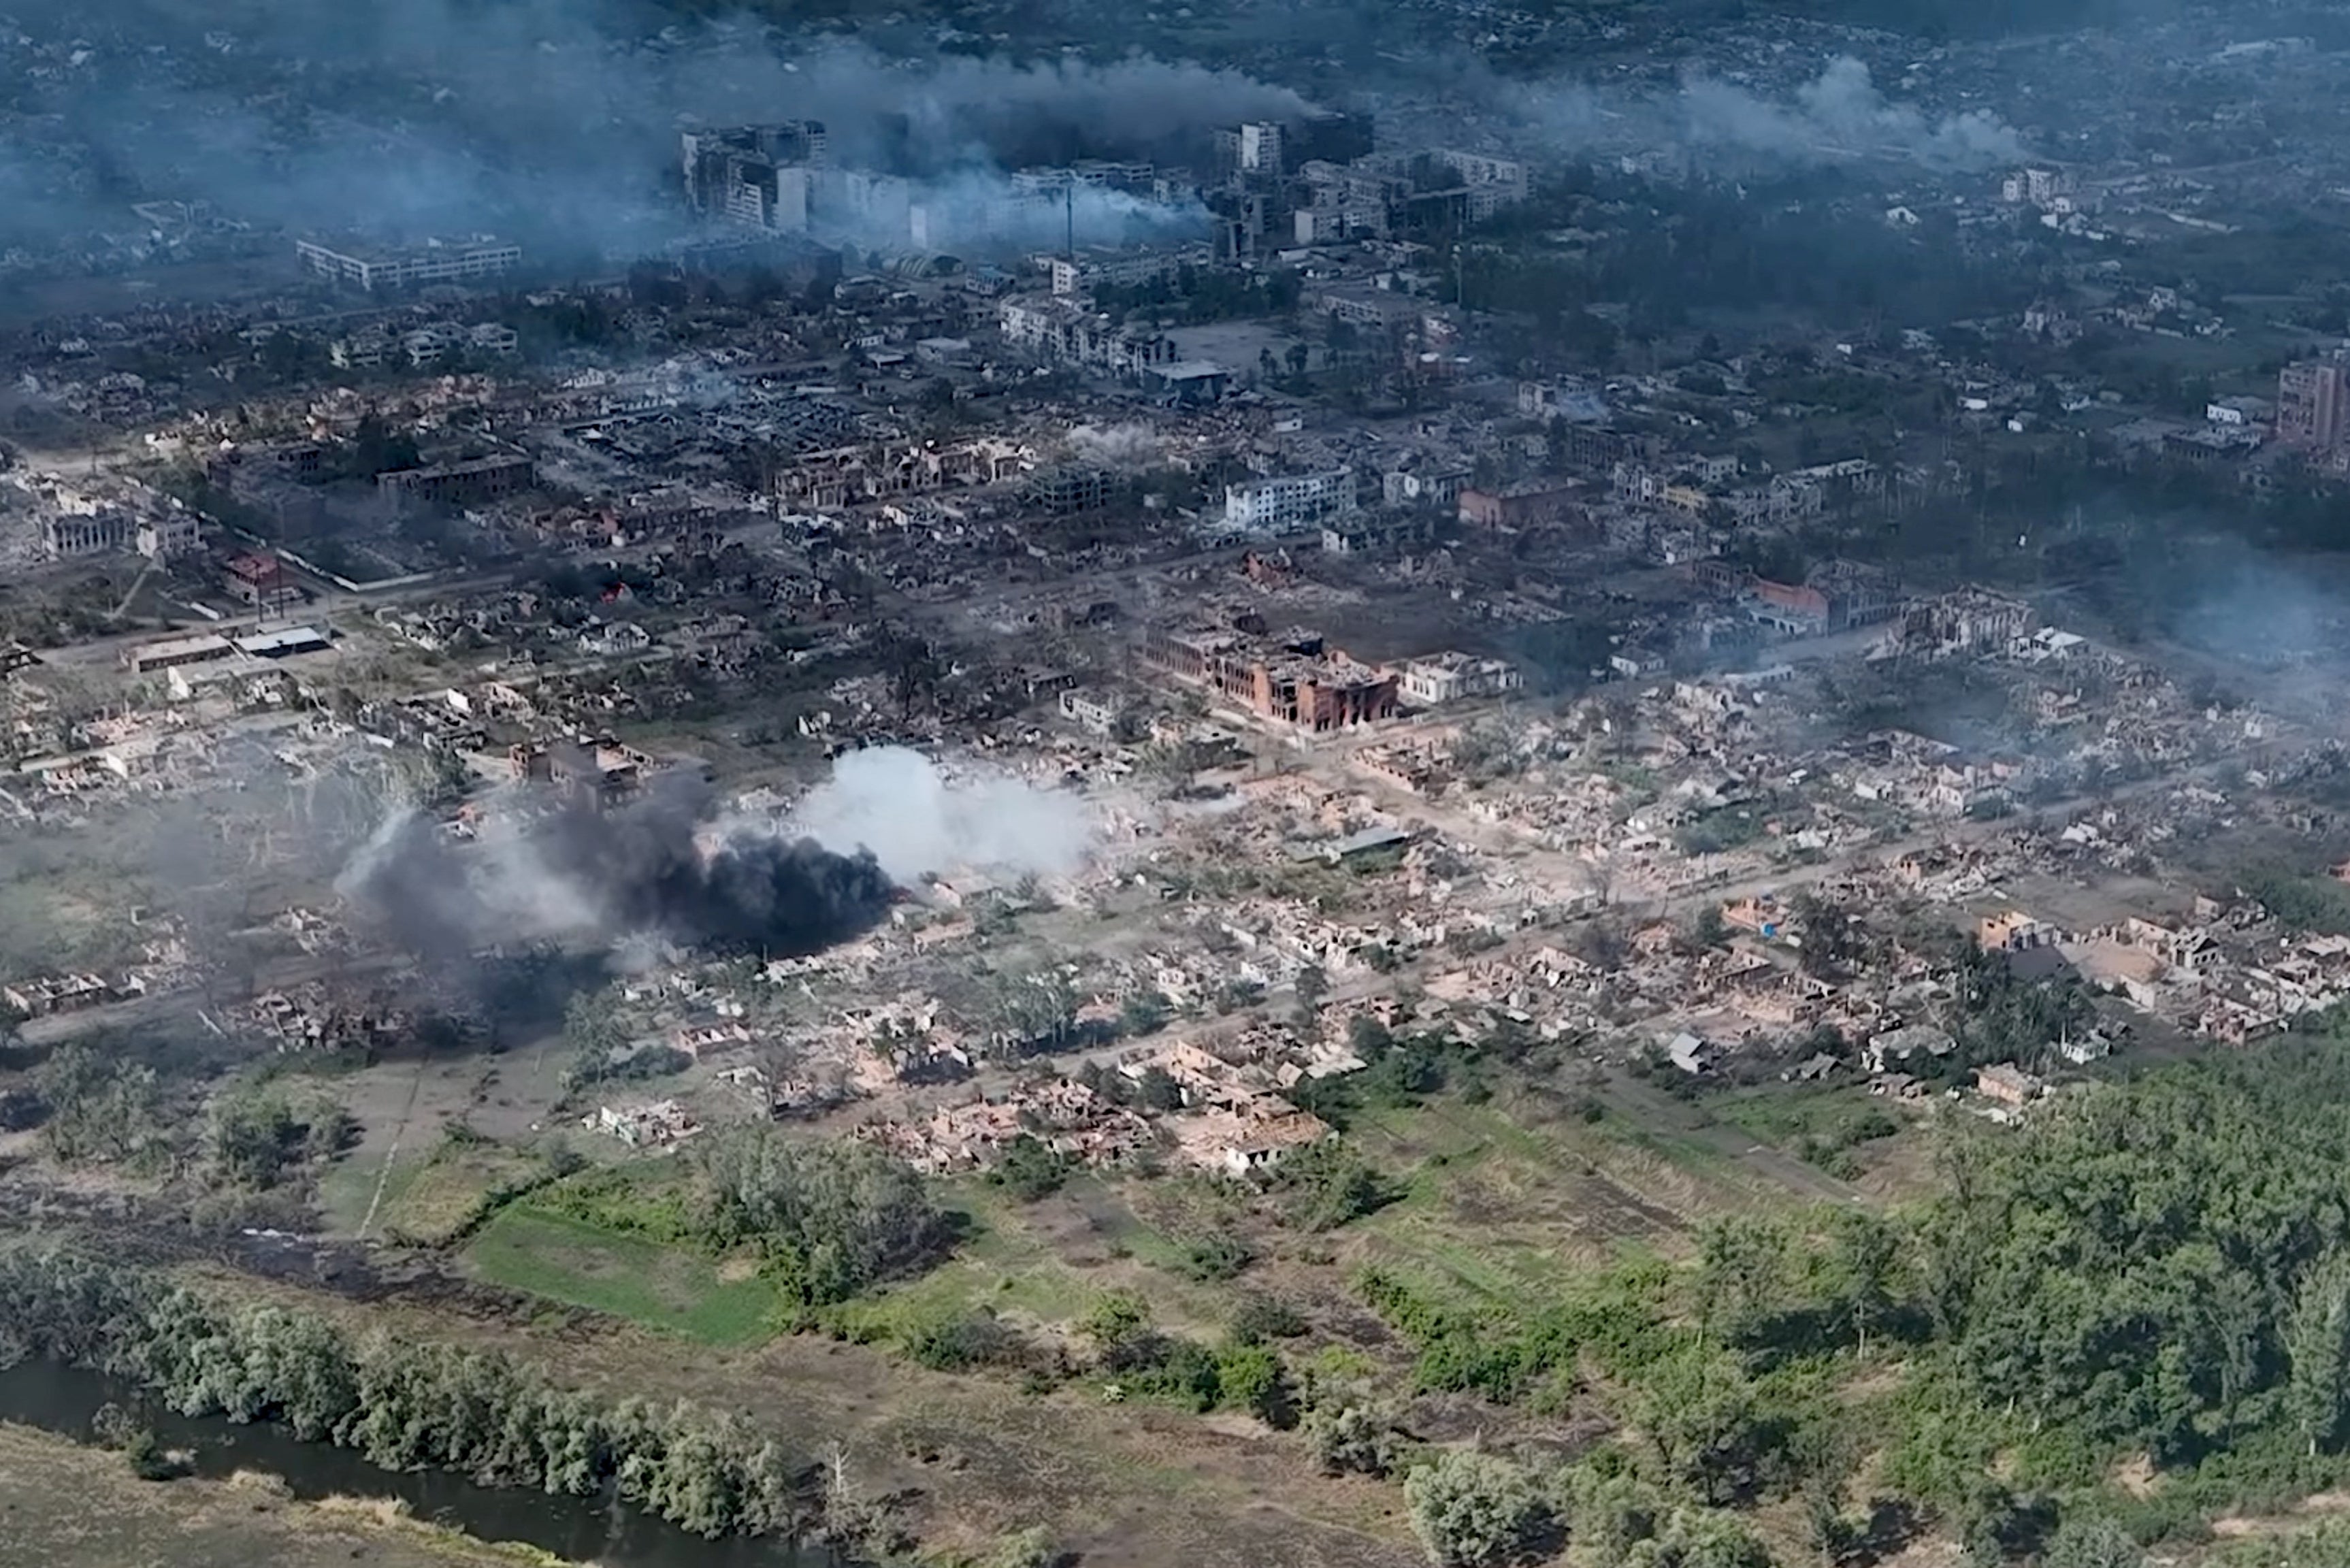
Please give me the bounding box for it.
[340,772,897,964]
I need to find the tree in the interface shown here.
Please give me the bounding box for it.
[983,1526,1058,1568]
[1638,1507,1776,1568]
[695,1130,951,1306]
[206,1090,309,1189]
[1821,1209,1902,1360]
[1120,990,1172,1038]
[2042,1517,2145,1568]
[1276,1139,1399,1230]
[35,1042,164,1168]
[1402,1449,1558,1567]
[1694,1216,1791,1349]
[1214,1343,1296,1427]
[2289,1252,2350,1455]
[1294,963,1329,1015]
[1633,1347,1765,1505]
[1305,1398,1403,1477]
[1132,1066,1185,1112]
[564,990,630,1064]
[1081,1292,1154,1359]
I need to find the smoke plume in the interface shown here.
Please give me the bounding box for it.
[339,771,898,962]
[1068,423,1165,468]
[787,745,1093,887]
[1678,57,2025,169]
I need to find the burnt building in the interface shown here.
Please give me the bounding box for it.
[376,455,536,510]
[1141,624,1399,732]
[682,123,828,233]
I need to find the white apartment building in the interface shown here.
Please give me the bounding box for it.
[295,236,522,291]
[1224,468,1358,534]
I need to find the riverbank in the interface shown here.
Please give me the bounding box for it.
[0,1420,575,1568]
[180,1260,1421,1568]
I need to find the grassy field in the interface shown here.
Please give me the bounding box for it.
[822,1175,1241,1349]
[1342,1093,1716,1310]
[0,1422,572,1568]
[1711,1081,1899,1149]
[463,1207,780,1345]
[374,1145,552,1247]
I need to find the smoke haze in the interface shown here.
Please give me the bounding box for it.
[0,3,1290,258]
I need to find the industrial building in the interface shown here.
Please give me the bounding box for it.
[294,235,523,291]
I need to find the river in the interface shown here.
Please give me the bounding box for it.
[0,1360,834,1568]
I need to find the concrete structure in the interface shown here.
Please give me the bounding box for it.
[1051,248,1193,297]
[40,510,133,559]
[776,437,1027,508]
[295,235,522,291]
[376,455,536,510]
[1383,466,1470,508]
[223,552,289,606]
[1058,687,1124,737]
[1224,468,1357,534]
[135,509,201,561]
[1394,652,1522,706]
[1028,466,1111,514]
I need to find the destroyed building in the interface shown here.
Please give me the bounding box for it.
[1142,624,1399,731]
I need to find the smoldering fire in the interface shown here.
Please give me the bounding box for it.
[340,774,899,963]
[338,745,1092,966]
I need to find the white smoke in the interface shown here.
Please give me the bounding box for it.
[787,745,1093,886]
[1680,57,2024,169]
[1068,423,1164,468]
[1503,54,2025,173]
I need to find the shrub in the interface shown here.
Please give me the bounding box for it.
[1403,1449,1558,1567]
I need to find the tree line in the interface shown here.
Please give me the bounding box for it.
[527,1126,956,1311]
[0,1249,807,1540]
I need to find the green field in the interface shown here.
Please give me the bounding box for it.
[463,1206,781,1345]
[819,1175,1242,1350]
[1348,1096,1699,1309]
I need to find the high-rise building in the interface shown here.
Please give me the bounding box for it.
[2277,356,2350,457]
[682,123,828,233]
